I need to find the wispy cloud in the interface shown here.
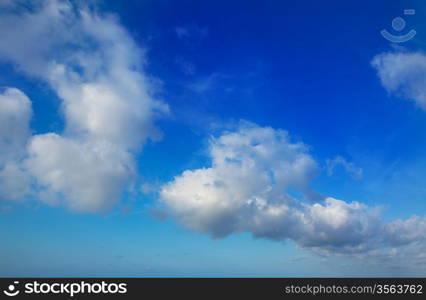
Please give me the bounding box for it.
[174,24,208,40]
[326,156,363,180]
[174,56,196,75]
[186,73,233,94]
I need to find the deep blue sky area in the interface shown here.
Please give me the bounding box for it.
[0,0,425,277]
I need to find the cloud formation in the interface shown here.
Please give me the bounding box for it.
[160,122,426,268]
[372,51,426,110]
[161,122,319,237]
[0,88,32,163]
[0,0,167,211]
[326,156,363,179]
[0,88,32,201]
[0,1,425,272]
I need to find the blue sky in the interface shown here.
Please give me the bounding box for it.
[1,0,426,276]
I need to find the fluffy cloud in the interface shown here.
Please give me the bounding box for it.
[372,51,426,110]
[369,50,426,268]
[1,1,425,271]
[0,162,32,202]
[0,0,167,211]
[160,122,426,267]
[0,88,32,164]
[161,122,319,237]
[0,88,32,201]
[26,134,134,212]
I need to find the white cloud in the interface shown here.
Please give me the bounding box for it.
[326,156,363,179]
[160,121,319,237]
[0,162,32,202]
[372,51,426,110]
[26,134,134,212]
[384,216,426,247]
[0,0,167,211]
[1,1,425,271]
[160,122,426,269]
[0,88,32,202]
[0,88,32,164]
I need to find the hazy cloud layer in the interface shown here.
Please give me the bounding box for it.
[0,0,167,211]
[160,122,426,268]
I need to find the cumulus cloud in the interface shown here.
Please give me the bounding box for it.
[326,156,363,179]
[0,0,167,211]
[160,122,426,268]
[0,88,32,164]
[372,51,426,110]
[26,134,134,212]
[0,162,32,202]
[0,88,33,201]
[161,122,319,236]
[1,1,425,271]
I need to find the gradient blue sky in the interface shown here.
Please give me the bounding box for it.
[1,0,426,277]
